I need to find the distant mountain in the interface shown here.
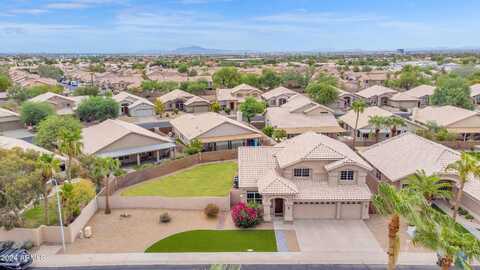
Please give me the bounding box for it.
[172,46,231,54]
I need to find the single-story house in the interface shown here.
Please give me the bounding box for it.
[339,106,422,142]
[158,89,194,111]
[261,86,297,107]
[411,105,480,140]
[0,135,66,162]
[216,84,263,111]
[184,96,211,113]
[387,92,420,111]
[265,94,344,137]
[29,92,78,115]
[335,88,361,111]
[0,108,23,132]
[403,85,435,107]
[113,91,155,117]
[358,132,480,216]
[82,119,175,165]
[238,132,372,221]
[356,85,398,106]
[171,112,264,151]
[470,84,480,105]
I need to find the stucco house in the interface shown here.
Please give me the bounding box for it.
[29,92,78,115]
[358,132,480,216]
[171,112,264,151]
[339,106,422,142]
[356,85,398,106]
[238,132,372,221]
[184,96,211,113]
[411,105,480,140]
[113,91,155,117]
[158,89,210,113]
[82,119,175,165]
[0,108,23,132]
[216,84,263,111]
[403,84,435,107]
[0,135,65,161]
[261,86,297,107]
[387,92,420,111]
[265,94,344,137]
[470,84,480,105]
[335,88,360,111]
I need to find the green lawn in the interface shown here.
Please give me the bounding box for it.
[22,200,59,228]
[121,162,237,197]
[145,230,277,252]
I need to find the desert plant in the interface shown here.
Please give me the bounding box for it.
[204,204,220,218]
[159,212,171,223]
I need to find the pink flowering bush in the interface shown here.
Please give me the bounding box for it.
[231,202,259,228]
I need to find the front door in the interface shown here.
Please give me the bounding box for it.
[274,198,284,216]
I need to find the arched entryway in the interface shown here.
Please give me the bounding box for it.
[273,198,285,217]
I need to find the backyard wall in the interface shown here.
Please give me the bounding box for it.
[108,149,238,194]
[97,194,230,211]
[0,195,99,246]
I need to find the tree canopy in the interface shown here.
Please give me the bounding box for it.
[0,74,11,92]
[430,74,474,110]
[20,101,55,126]
[212,67,241,88]
[73,85,100,96]
[239,97,266,122]
[35,115,83,151]
[76,96,119,122]
[37,65,64,80]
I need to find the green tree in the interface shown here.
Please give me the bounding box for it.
[431,75,474,110]
[210,101,221,113]
[212,67,241,88]
[184,139,203,155]
[154,99,165,117]
[351,100,366,148]
[447,152,480,221]
[0,74,12,92]
[262,125,274,137]
[58,128,83,181]
[259,68,282,89]
[407,170,452,203]
[384,116,406,137]
[281,69,308,89]
[35,115,82,151]
[372,183,423,270]
[177,63,189,73]
[306,73,339,105]
[76,96,119,122]
[88,63,106,73]
[36,153,61,225]
[73,85,100,96]
[239,97,266,122]
[368,115,386,143]
[272,128,287,142]
[240,73,261,88]
[20,101,55,126]
[37,65,64,80]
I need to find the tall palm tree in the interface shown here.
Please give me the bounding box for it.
[372,182,423,270]
[94,157,122,215]
[351,99,366,148]
[385,116,406,138]
[413,207,480,270]
[447,152,480,221]
[58,128,83,181]
[407,170,452,204]
[368,115,386,143]
[36,153,61,225]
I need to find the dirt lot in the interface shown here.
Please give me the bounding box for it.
[66,208,272,254]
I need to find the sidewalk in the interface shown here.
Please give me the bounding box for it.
[32,251,438,267]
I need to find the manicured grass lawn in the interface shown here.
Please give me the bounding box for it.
[145,230,277,252]
[431,203,471,234]
[22,201,59,228]
[121,162,237,197]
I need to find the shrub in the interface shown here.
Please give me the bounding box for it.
[184,139,203,155]
[231,202,259,228]
[262,125,274,137]
[76,96,119,122]
[465,213,474,220]
[458,207,469,216]
[159,212,171,223]
[20,101,55,126]
[204,204,220,218]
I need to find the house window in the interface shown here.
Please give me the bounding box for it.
[340,170,355,181]
[293,168,310,177]
[246,191,262,204]
[375,170,382,180]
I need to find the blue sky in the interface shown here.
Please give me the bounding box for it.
[1,0,479,53]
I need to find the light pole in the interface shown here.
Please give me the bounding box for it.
[48,178,66,252]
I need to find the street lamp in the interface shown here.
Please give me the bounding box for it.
[47,178,66,252]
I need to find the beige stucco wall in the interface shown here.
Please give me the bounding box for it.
[388,100,419,110]
[282,160,330,181]
[449,115,480,129]
[199,122,254,139]
[97,134,166,154]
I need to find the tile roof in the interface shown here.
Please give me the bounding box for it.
[216,84,262,102]
[113,91,154,106]
[411,105,478,127]
[404,85,435,98]
[0,108,19,118]
[0,136,65,161]
[389,92,419,101]
[184,95,210,106]
[170,112,262,141]
[257,169,299,195]
[238,146,280,188]
[471,84,480,98]
[158,89,193,103]
[356,85,397,99]
[29,92,75,103]
[339,106,393,129]
[295,180,371,201]
[82,119,172,154]
[261,86,297,100]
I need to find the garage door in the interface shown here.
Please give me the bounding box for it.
[293,202,336,219]
[341,203,362,219]
[133,108,153,117]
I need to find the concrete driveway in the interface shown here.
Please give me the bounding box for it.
[293,220,383,252]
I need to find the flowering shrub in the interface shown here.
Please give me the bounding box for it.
[231,202,259,228]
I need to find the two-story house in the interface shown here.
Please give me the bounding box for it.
[237,132,373,222]
[216,83,263,111]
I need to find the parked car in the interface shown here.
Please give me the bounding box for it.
[0,248,33,270]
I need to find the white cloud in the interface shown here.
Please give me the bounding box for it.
[9,8,49,15]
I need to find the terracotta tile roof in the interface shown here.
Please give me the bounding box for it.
[295,180,371,201]
[356,85,397,99]
[184,95,210,106]
[261,86,297,100]
[257,169,299,195]
[404,85,435,98]
[238,146,280,188]
[113,91,154,106]
[158,89,193,103]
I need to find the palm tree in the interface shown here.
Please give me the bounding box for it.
[368,115,386,143]
[351,100,366,148]
[385,116,406,138]
[447,152,480,221]
[372,182,423,270]
[36,153,61,225]
[58,128,83,181]
[94,157,122,215]
[413,208,480,270]
[407,170,452,204]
